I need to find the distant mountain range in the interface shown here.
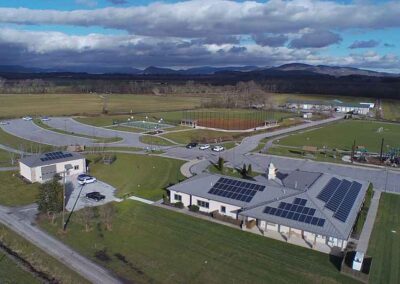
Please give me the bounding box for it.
[1,63,396,77]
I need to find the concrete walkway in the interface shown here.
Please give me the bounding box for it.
[356,191,382,253]
[129,195,154,205]
[0,166,18,172]
[180,159,206,177]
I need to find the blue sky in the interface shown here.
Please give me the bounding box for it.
[0,0,399,72]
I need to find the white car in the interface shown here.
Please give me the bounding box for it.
[0,121,9,125]
[77,174,97,185]
[212,145,224,152]
[41,116,50,121]
[22,116,33,121]
[199,144,210,150]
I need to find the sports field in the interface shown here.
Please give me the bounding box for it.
[0,94,204,118]
[39,201,356,284]
[275,120,400,152]
[367,193,400,284]
[86,153,185,200]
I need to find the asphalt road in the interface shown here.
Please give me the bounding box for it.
[0,205,122,284]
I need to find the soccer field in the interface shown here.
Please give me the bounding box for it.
[276,120,400,152]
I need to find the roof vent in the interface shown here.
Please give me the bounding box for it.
[268,163,277,180]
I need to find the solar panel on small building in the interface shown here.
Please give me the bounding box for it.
[40,151,74,162]
[208,177,265,203]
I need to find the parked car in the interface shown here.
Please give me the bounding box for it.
[41,116,50,121]
[199,144,210,150]
[85,192,105,202]
[212,145,225,152]
[0,121,9,125]
[186,142,198,149]
[22,116,33,121]
[77,174,97,185]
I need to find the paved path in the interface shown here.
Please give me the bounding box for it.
[0,205,121,284]
[180,159,207,177]
[0,166,18,171]
[129,195,154,204]
[0,143,27,155]
[357,191,382,253]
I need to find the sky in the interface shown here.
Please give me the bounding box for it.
[0,0,399,72]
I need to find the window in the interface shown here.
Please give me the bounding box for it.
[74,165,79,170]
[197,200,209,208]
[221,206,226,213]
[174,194,182,201]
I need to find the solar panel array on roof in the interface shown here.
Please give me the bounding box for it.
[40,151,73,162]
[208,177,265,203]
[264,198,325,227]
[317,178,362,222]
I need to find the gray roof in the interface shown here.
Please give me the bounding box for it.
[168,170,369,240]
[286,100,370,109]
[20,151,84,168]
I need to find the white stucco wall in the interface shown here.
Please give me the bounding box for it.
[19,162,34,182]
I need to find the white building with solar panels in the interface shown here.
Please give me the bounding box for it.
[19,151,86,183]
[168,164,369,250]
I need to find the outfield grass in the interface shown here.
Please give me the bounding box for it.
[87,153,185,200]
[139,135,176,146]
[0,171,40,206]
[276,120,400,152]
[34,119,123,143]
[368,193,400,284]
[0,128,58,153]
[0,94,204,119]
[0,251,40,283]
[0,225,89,283]
[382,99,400,121]
[39,201,355,284]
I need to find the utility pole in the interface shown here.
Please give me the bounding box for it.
[62,170,66,230]
[380,138,384,162]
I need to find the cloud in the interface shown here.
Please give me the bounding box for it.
[0,0,400,37]
[252,34,288,47]
[289,30,342,49]
[107,0,128,4]
[349,40,380,49]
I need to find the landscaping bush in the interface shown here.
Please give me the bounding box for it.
[188,205,199,212]
[174,202,184,209]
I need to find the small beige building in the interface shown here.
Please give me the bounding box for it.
[19,151,86,183]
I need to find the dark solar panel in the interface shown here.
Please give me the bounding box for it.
[326,180,352,212]
[333,182,362,222]
[207,178,265,203]
[317,177,341,202]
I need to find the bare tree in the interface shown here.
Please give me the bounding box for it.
[77,207,96,232]
[99,203,116,231]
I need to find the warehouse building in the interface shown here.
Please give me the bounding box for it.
[19,151,86,183]
[286,100,372,115]
[168,164,369,250]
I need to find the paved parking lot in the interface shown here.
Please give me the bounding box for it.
[65,175,118,211]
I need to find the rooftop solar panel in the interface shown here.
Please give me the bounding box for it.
[333,182,362,222]
[207,178,265,203]
[325,179,352,212]
[317,177,341,203]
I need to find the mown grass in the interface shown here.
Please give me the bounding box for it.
[275,120,400,152]
[0,148,16,167]
[39,201,356,284]
[381,99,400,121]
[368,193,400,284]
[87,153,185,200]
[0,171,40,206]
[0,225,89,284]
[162,129,242,144]
[352,184,374,238]
[0,94,204,119]
[139,135,176,146]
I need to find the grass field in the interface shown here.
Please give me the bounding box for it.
[0,148,15,166]
[39,201,355,284]
[87,153,185,200]
[0,251,40,283]
[162,129,243,144]
[367,193,400,284]
[0,225,89,283]
[0,94,204,119]
[276,120,400,152]
[0,128,58,153]
[0,171,40,206]
[382,99,400,121]
[139,135,176,146]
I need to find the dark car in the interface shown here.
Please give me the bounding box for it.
[186,142,198,149]
[85,192,105,202]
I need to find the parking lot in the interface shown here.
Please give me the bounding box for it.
[65,174,119,212]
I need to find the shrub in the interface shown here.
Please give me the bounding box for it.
[188,205,199,212]
[174,202,184,209]
[217,157,224,171]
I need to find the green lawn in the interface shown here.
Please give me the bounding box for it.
[34,119,122,143]
[267,146,345,164]
[87,153,185,200]
[0,148,16,167]
[39,201,356,284]
[162,129,242,144]
[0,252,40,283]
[0,225,89,283]
[0,94,204,119]
[367,193,400,284]
[0,128,58,153]
[276,120,400,152]
[108,125,145,133]
[139,135,176,146]
[382,99,400,121]
[0,171,40,206]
